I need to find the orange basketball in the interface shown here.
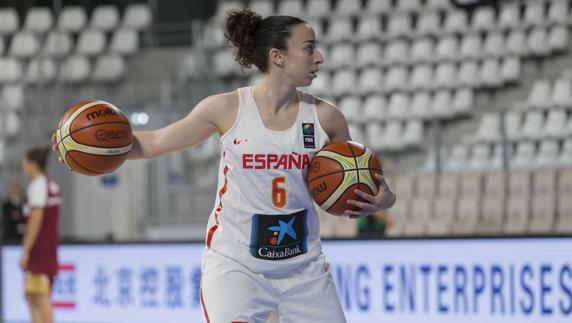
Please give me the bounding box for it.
[55,100,132,176]
[307,141,382,216]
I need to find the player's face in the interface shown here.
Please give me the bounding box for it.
[21,157,32,177]
[283,23,325,87]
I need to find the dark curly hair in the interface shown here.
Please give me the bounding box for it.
[224,9,306,73]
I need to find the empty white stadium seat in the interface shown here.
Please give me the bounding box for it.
[483,31,505,57]
[403,120,423,147]
[356,41,382,67]
[338,96,362,122]
[467,143,490,171]
[480,58,503,88]
[249,0,274,17]
[90,5,120,31]
[57,6,87,33]
[365,0,392,14]
[552,77,572,108]
[385,14,412,39]
[444,145,469,172]
[356,15,382,41]
[43,31,72,58]
[504,111,523,140]
[307,71,330,95]
[548,25,569,52]
[0,58,22,83]
[110,29,139,55]
[358,68,384,94]
[528,27,550,56]
[526,79,552,109]
[60,55,90,83]
[331,68,357,96]
[435,35,458,61]
[520,111,544,140]
[306,0,332,19]
[547,0,570,25]
[410,38,434,63]
[123,4,152,29]
[415,11,441,36]
[93,54,126,82]
[498,3,520,30]
[26,58,56,83]
[535,139,560,168]
[214,49,239,76]
[277,0,303,16]
[475,113,502,142]
[544,109,568,138]
[1,84,23,110]
[395,0,423,12]
[409,64,433,90]
[452,88,473,115]
[460,33,482,59]
[363,95,387,121]
[365,123,384,151]
[431,90,454,118]
[523,1,545,27]
[444,10,469,34]
[410,92,431,119]
[501,56,521,84]
[434,63,457,89]
[348,123,366,145]
[506,29,528,56]
[76,29,106,56]
[383,40,409,65]
[425,0,451,11]
[0,8,19,35]
[334,0,362,16]
[9,32,40,59]
[324,17,353,42]
[458,60,480,87]
[384,67,408,92]
[23,7,53,33]
[511,141,536,169]
[3,112,21,137]
[386,93,410,119]
[471,7,495,32]
[329,43,354,69]
[381,121,405,151]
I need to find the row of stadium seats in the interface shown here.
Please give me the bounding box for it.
[473,109,572,143]
[219,0,571,27]
[0,55,126,84]
[305,58,521,96]
[437,139,572,172]
[387,168,572,236]
[340,89,473,122]
[319,28,568,70]
[0,28,139,59]
[0,4,150,35]
[519,78,572,110]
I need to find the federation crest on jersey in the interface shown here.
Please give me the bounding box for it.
[302,123,315,149]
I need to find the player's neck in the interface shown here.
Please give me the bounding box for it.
[253,76,298,114]
[29,170,43,180]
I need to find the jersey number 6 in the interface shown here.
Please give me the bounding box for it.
[272,177,286,208]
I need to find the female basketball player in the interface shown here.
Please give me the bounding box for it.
[21,147,61,323]
[53,9,395,322]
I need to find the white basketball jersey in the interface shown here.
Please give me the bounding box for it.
[205,86,330,274]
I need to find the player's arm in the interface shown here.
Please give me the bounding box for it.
[315,98,396,217]
[20,208,43,271]
[315,98,352,143]
[127,92,236,160]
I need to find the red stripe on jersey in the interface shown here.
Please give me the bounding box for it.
[206,165,229,248]
[200,288,211,323]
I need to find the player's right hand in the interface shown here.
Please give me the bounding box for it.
[51,133,64,164]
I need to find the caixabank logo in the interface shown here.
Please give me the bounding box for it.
[52,263,77,309]
[250,210,308,260]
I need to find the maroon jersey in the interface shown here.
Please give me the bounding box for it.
[24,176,61,278]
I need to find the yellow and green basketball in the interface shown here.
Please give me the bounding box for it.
[307,141,382,215]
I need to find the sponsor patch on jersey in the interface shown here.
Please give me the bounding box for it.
[250,210,308,261]
[302,123,316,149]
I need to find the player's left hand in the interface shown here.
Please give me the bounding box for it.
[345,174,396,218]
[19,252,29,271]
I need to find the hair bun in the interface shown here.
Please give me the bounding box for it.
[224,9,263,69]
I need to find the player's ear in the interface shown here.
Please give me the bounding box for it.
[269,48,285,68]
